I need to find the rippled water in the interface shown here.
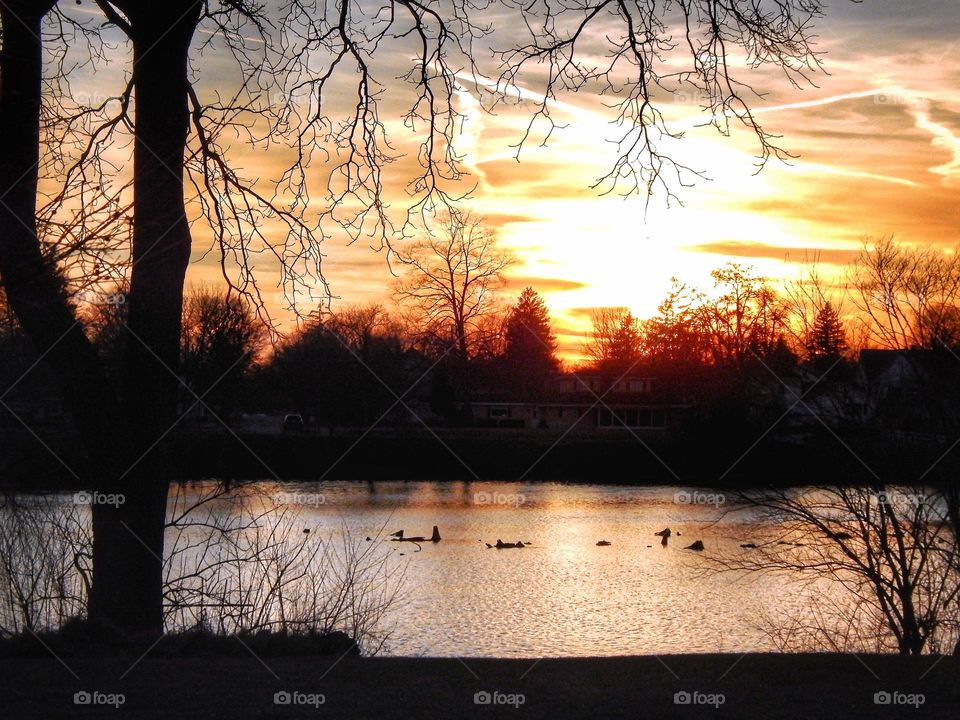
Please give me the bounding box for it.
[228,481,832,657]
[4,481,844,656]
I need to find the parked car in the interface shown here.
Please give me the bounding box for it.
[282,413,305,433]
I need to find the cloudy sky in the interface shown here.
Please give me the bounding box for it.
[60,1,960,357]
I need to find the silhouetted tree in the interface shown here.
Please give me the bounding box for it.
[920,304,960,351]
[395,212,512,361]
[503,288,558,397]
[76,283,128,383]
[807,302,849,366]
[851,237,960,351]
[257,324,344,427]
[261,305,413,430]
[699,263,790,369]
[585,308,643,375]
[643,279,707,371]
[473,313,511,361]
[781,254,861,357]
[180,288,265,418]
[610,313,644,371]
[721,487,960,656]
[0,0,194,636]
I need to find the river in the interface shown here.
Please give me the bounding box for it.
[184,480,833,657]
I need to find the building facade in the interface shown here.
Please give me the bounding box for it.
[471,374,690,431]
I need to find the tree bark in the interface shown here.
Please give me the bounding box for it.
[0,2,120,464]
[1,0,202,640]
[87,1,201,639]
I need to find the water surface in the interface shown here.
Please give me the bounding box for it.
[236,481,827,657]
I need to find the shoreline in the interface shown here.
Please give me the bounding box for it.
[3,426,955,491]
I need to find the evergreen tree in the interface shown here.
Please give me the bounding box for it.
[504,287,559,397]
[585,307,644,375]
[609,311,643,370]
[807,302,849,364]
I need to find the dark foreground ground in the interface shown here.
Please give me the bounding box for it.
[4,653,957,719]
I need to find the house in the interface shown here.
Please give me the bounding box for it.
[470,374,690,431]
[856,349,960,437]
[773,362,860,434]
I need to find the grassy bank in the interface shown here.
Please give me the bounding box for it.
[3,652,956,719]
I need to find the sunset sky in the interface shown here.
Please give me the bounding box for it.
[63,1,960,357]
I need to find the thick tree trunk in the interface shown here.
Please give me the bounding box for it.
[1,1,201,640]
[87,3,200,639]
[0,2,120,462]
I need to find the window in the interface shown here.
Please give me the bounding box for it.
[489,407,511,418]
[597,407,667,428]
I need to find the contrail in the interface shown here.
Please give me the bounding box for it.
[786,162,919,188]
[454,70,939,186]
[914,110,960,180]
[748,87,915,115]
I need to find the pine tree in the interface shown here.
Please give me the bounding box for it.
[609,312,643,369]
[807,302,848,364]
[504,287,559,396]
[585,307,644,374]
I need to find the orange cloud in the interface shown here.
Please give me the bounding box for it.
[687,241,861,266]
[503,276,589,293]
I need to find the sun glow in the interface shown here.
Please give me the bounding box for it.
[166,11,960,362]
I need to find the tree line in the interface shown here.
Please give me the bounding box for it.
[7,232,958,433]
[588,237,960,373]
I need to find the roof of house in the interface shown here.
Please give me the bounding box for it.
[858,349,958,385]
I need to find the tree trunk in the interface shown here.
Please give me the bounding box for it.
[0,1,121,461]
[87,2,200,639]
